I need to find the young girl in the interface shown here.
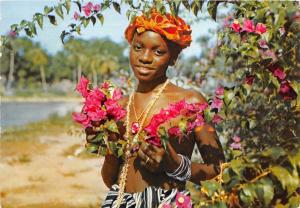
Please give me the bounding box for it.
[88,10,225,208]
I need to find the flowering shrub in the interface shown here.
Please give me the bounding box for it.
[72,76,126,156]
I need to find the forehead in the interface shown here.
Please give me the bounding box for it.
[132,30,168,48]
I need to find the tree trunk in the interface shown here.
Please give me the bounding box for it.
[40,65,47,92]
[77,63,82,83]
[6,49,15,92]
[92,69,97,86]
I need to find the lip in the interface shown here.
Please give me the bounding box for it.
[135,65,154,74]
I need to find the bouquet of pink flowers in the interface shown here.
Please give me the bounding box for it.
[72,76,126,156]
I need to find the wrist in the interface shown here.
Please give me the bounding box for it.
[163,152,181,173]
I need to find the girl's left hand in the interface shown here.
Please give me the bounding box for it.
[137,142,181,173]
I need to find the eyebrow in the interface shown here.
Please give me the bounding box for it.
[133,39,168,50]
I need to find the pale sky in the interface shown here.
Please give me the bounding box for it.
[0,0,219,57]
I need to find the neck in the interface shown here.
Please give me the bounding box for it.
[136,76,168,93]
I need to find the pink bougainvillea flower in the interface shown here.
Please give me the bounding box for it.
[104,99,126,120]
[145,136,162,147]
[72,112,91,128]
[260,49,277,61]
[258,39,269,49]
[93,4,101,12]
[73,11,80,20]
[292,11,300,22]
[245,75,255,85]
[161,203,172,208]
[279,81,297,100]
[232,135,241,143]
[112,89,122,101]
[255,23,267,34]
[87,109,107,121]
[82,2,93,16]
[75,76,90,98]
[230,142,241,150]
[101,81,110,89]
[168,126,182,138]
[131,122,139,135]
[210,97,223,111]
[273,68,286,80]
[212,114,223,124]
[8,30,17,37]
[231,20,241,33]
[175,192,192,208]
[242,19,255,33]
[215,85,224,96]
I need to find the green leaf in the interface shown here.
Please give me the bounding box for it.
[207,1,219,21]
[85,143,99,154]
[44,6,53,14]
[224,90,235,106]
[75,1,81,12]
[240,184,257,206]
[191,1,199,16]
[35,13,43,29]
[261,147,286,161]
[91,16,96,26]
[20,20,28,27]
[24,28,33,37]
[28,22,37,35]
[55,5,64,20]
[288,150,300,169]
[200,181,221,197]
[97,14,104,25]
[256,178,274,207]
[271,166,298,195]
[82,18,90,28]
[182,0,190,10]
[64,0,71,14]
[105,120,119,134]
[48,15,57,25]
[113,2,121,14]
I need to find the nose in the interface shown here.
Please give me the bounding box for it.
[139,49,152,64]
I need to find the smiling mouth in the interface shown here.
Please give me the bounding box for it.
[136,66,153,74]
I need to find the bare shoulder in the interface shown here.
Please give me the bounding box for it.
[167,83,207,104]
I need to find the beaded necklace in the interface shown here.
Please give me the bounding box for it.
[115,79,170,208]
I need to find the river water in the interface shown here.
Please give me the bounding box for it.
[1,101,81,131]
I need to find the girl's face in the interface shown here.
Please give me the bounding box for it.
[129,31,174,82]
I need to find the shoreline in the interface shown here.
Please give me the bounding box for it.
[1,96,83,102]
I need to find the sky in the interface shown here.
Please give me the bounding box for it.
[0,0,219,58]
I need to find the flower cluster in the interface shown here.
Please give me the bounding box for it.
[72,76,126,128]
[230,135,241,150]
[73,1,101,20]
[231,19,267,34]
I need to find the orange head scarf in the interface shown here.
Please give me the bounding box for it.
[124,10,192,50]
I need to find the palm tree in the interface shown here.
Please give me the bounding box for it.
[25,45,49,91]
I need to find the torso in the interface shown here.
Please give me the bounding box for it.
[117,82,205,193]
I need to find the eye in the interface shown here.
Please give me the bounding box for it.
[133,44,142,51]
[154,49,165,56]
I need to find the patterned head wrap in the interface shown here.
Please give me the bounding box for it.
[125,10,192,49]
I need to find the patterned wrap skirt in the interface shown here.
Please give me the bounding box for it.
[101,184,190,208]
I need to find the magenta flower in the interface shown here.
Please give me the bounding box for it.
[279,81,297,100]
[245,75,255,85]
[215,85,224,96]
[82,2,93,16]
[242,19,255,33]
[72,112,91,128]
[161,203,172,208]
[212,114,223,124]
[255,23,267,34]
[168,126,182,138]
[230,135,241,150]
[145,136,161,147]
[8,30,17,37]
[131,122,139,135]
[231,20,241,33]
[73,11,80,20]
[93,4,101,12]
[258,39,269,49]
[75,76,90,98]
[175,192,192,208]
[101,81,110,89]
[210,98,223,111]
[112,89,122,101]
[87,109,107,121]
[273,68,286,80]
